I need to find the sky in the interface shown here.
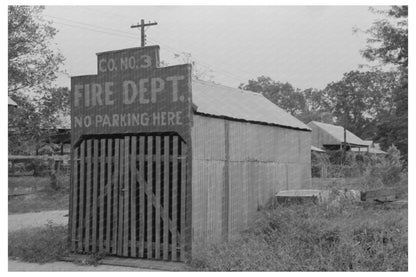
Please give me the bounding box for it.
[44,5,385,90]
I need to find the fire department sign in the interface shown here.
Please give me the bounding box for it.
[71,45,192,144]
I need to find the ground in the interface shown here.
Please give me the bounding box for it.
[8,175,407,271]
[8,210,158,271]
[8,210,68,232]
[8,260,153,271]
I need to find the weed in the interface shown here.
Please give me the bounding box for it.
[8,223,69,264]
[188,202,407,271]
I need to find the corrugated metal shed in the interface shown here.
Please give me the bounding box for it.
[308,121,367,147]
[192,80,311,131]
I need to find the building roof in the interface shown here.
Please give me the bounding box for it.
[308,121,367,147]
[311,145,326,153]
[362,140,374,147]
[8,97,17,107]
[192,80,311,131]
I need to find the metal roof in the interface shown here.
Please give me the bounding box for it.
[311,145,326,153]
[192,80,311,131]
[308,121,367,146]
[8,96,17,107]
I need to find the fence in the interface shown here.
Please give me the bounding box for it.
[8,155,70,177]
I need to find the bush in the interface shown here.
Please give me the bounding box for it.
[188,202,407,271]
[8,223,69,263]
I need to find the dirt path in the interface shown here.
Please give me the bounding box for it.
[8,260,155,271]
[8,210,68,232]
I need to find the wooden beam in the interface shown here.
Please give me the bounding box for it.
[138,137,145,258]
[130,136,137,257]
[163,136,170,260]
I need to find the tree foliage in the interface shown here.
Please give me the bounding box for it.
[361,6,408,69]
[239,76,333,124]
[322,70,398,139]
[239,76,308,116]
[8,6,64,93]
[9,87,70,155]
[8,6,67,155]
[361,6,408,162]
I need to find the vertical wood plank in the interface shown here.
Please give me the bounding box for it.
[147,137,153,258]
[117,138,125,255]
[123,136,130,256]
[138,136,145,258]
[155,136,161,259]
[163,136,170,260]
[92,139,99,252]
[112,139,119,255]
[78,141,85,252]
[106,139,112,252]
[171,136,178,261]
[180,141,187,261]
[71,145,79,251]
[130,136,137,257]
[85,139,92,252]
[99,138,105,252]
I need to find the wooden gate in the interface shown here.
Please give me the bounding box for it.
[70,134,188,261]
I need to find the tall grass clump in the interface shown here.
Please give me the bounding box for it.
[8,223,69,263]
[188,202,407,271]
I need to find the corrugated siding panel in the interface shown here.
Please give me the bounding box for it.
[301,163,312,189]
[191,115,312,245]
[277,163,288,191]
[192,115,225,161]
[229,121,303,162]
[192,159,223,244]
[229,162,250,234]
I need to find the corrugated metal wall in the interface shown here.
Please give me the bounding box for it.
[191,115,311,246]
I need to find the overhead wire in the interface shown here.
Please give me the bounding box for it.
[45,12,253,84]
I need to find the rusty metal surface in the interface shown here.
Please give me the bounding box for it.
[192,80,310,131]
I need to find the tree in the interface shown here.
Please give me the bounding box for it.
[322,70,398,139]
[239,76,307,116]
[8,6,66,155]
[8,6,64,93]
[361,6,408,69]
[361,6,408,162]
[8,87,70,155]
[239,76,333,124]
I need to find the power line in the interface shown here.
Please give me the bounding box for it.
[62,7,256,80]
[50,19,139,41]
[46,13,251,84]
[44,14,138,37]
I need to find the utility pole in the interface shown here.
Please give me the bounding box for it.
[131,19,158,47]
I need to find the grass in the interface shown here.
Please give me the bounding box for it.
[8,175,69,214]
[188,200,408,271]
[8,223,70,264]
